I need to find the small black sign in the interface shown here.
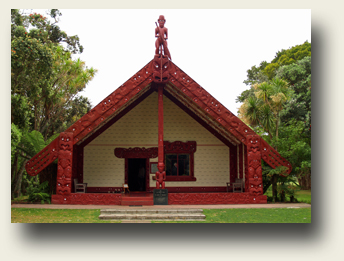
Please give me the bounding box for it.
[153,189,168,205]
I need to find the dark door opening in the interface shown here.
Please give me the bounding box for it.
[128,158,146,192]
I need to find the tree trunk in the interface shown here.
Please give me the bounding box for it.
[11,152,20,200]
[13,159,28,198]
[298,172,311,190]
[11,151,19,182]
[271,174,278,202]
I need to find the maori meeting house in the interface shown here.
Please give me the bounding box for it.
[25,16,291,205]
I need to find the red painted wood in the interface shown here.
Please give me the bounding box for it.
[56,132,73,196]
[115,147,158,158]
[152,55,170,83]
[25,137,59,176]
[239,143,243,179]
[168,193,267,204]
[51,193,122,205]
[230,145,237,184]
[87,187,123,193]
[246,135,263,195]
[261,138,292,175]
[244,144,249,191]
[121,193,154,205]
[149,186,227,193]
[156,84,166,189]
[152,176,197,182]
[51,192,266,205]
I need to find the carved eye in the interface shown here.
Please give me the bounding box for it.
[67,138,69,141]
[164,65,167,69]
[62,138,64,141]
[155,64,159,68]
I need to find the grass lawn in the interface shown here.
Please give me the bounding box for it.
[153,208,311,223]
[11,207,311,223]
[11,208,120,223]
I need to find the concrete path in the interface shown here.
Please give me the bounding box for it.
[11,203,311,209]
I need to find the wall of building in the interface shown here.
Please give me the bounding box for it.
[84,91,229,188]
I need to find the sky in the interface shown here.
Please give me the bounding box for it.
[33,9,311,115]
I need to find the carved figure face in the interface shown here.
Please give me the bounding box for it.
[152,55,170,83]
[158,15,165,28]
[59,133,73,151]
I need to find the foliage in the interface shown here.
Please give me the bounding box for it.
[243,41,311,85]
[11,123,22,160]
[238,42,311,194]
[11,9,96,198]
[239,78,292,143]
[26,180,51,204]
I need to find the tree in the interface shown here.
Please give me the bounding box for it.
[243,41,311,86]
[11,9,96,198]
[238,78,292,202]
[238,43,311,198]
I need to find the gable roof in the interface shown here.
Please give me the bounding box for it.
[25,60,292,176]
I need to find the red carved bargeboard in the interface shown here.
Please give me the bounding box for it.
[168,193,267,204]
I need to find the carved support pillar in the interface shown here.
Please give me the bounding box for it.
[229,145,237,184]
[56,132,73,195]
[156,85,166,189]
[246,135,263,195]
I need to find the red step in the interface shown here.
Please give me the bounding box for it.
[121,194,154,206]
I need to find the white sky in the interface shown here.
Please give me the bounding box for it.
[33,9,311,115]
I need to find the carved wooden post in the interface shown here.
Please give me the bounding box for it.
[155,85,166,189]
[56,132,73,195]
[246,135,263,197]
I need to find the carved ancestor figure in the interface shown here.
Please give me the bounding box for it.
[155,163,166,189]
[155,15,171,60]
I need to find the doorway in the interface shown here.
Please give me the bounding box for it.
[127,158,147,192]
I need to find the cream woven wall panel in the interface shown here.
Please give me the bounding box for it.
[164,95,223,144]
[89,93,159,145]
[84,146,124,187]
[84,92,229,187]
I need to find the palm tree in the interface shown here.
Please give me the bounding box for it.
[239,77,292,202]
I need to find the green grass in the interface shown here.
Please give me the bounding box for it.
[294,190,311,204]
[12,207,310,223]
[11,208,121,223]
[153,208,311,223]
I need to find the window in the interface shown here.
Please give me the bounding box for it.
[166,154,190,176]
[163,141,196,181]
